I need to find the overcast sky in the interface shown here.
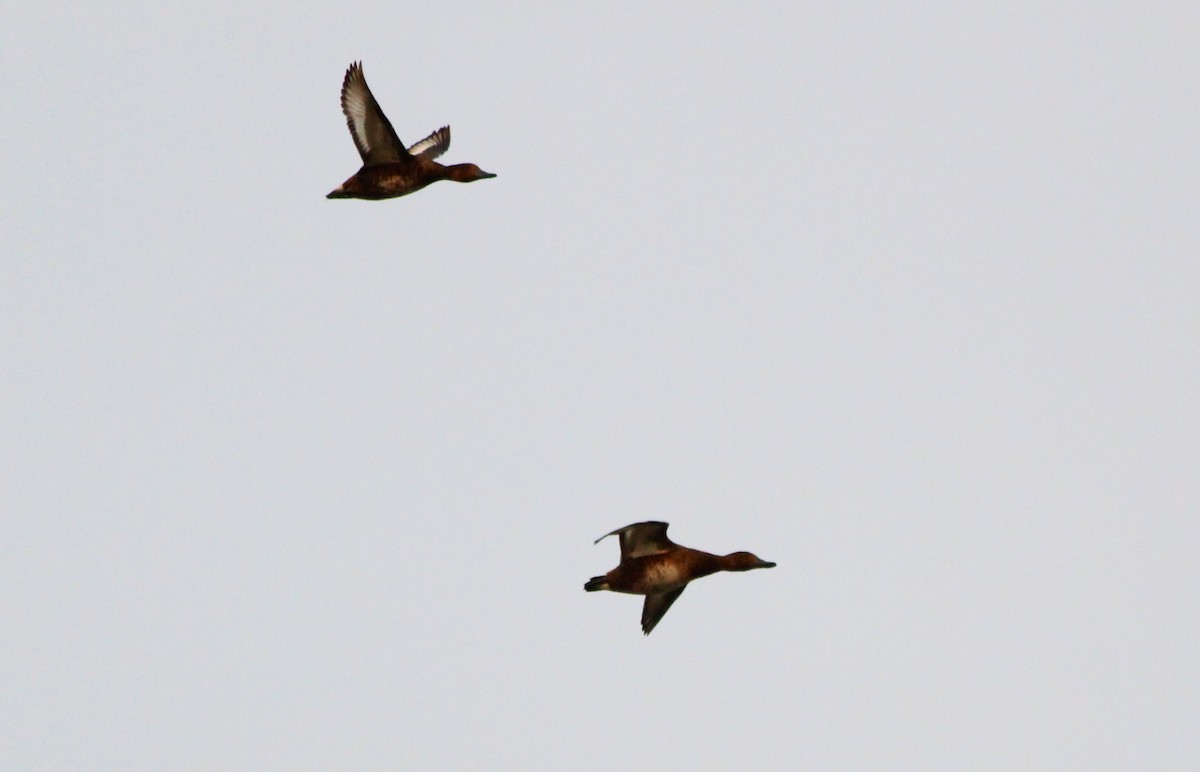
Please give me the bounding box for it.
[3,2,1198,769]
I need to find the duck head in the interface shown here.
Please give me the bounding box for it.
[722,551,777,571]
[445,163,497,182]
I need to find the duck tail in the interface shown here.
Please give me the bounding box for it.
[584,576,608,592]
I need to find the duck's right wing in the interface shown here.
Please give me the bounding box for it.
[340,61,409,165]
[641,586,685,635]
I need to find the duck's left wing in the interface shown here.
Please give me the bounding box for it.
[595,521,676,561]
[407,126,450,160]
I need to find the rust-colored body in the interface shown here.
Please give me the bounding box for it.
[327,62,495,200]
[584,522,775,635]
[328,160,493,200]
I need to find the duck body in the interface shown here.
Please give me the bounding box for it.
[586,549,723,595]
[584,521,775,635]
[328,160,462,200]
[326,62,495,200]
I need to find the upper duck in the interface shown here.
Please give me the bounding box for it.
[584,521,776,635]
[327,61,496,200]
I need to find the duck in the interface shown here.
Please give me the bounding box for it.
[327,61,496,200]
[584,521,776,635]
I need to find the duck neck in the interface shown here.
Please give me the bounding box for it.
[684,550,726,578]
[444,163,478,182]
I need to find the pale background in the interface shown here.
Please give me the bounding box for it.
[3,2,1198,769]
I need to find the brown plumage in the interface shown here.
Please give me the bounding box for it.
[584,521,776,635]
[327,61,495,200]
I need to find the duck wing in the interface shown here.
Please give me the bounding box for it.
[407,126,450,160]
[641,586,686,635]
[595,521,676,561]
[339,62,409,165]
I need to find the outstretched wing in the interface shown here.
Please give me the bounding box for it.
[641,587,686,635]
[595,521,676,562]
[340,61,408,165]
[407,126,450,160]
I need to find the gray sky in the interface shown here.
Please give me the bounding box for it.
[3,2,1198,769]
